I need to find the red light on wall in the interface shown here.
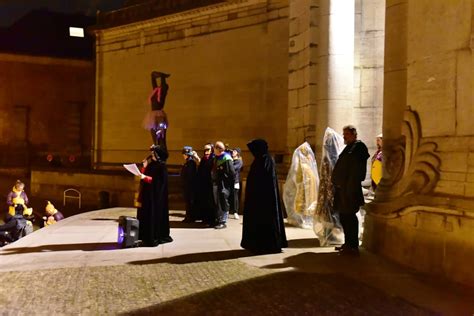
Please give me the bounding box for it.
[69,155,76,163]
[46,154,53,162]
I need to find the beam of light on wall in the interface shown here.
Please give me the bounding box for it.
[69,27,84,37]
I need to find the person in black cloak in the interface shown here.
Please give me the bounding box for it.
[332,125,369,256]
[180,146,198,222]
[193,143,216,225]
[137,144,173,247]
[143,71,170,145]
[241,139,287,254]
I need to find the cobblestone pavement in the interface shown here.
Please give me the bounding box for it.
[0,259,434,315]
[0,208,472,315]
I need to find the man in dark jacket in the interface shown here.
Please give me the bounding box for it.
[332,125,369,256]
[211,141,235,229]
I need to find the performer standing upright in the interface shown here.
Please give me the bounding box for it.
[137,144,172,246]
[194,144,216,225]
[332,125,369,256]
[241,139,287,254]
[143,71,170,146]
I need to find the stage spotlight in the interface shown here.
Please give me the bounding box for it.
[118,216,139,248]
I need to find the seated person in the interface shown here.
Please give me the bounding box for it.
[43,201,64,226]
[0,204,32,246]
[7,180,33,217]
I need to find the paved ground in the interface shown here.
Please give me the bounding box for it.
[0,208,473,315]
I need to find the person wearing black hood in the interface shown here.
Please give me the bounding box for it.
[181,146,198,222]
[332,125,369,256]
[193,143,216,225]
[241,139,287,254]
[136,144,172,246]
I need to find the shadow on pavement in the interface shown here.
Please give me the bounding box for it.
[0,242,119,254]
[169,220,210,229]
[128,249,255,265]
[287,238,321,248]
[122,270,436,316]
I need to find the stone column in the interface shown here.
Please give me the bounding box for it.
[287,0,319,156]
[316,0,355,148]
[378,0,407,193]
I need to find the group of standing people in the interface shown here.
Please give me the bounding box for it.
[179,141,243,229]
[178,138,288,254]
[137,70,376,255]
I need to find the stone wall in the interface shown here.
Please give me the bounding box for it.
[364,0,474,286]
[0,53,94,167]
[354,0,385,152]
[287,0,384,165]
[94,0,289,167]
[287,0,319,155]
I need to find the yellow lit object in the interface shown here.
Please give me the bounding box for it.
[371,159,382,185]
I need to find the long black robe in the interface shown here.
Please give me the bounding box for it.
[180,157,197,220]
[193,154,215,223]
[241,139,287,253]
[137,151,171,246]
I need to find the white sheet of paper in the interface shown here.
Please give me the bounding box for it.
[123,163,142,176]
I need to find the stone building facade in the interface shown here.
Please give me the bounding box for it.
[364,0,474,286]
[0,10,95,169]
[93,0,474,286]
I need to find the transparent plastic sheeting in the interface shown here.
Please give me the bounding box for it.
[313,128,346,246]
[283,142,319,229]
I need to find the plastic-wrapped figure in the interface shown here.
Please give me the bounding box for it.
[142,71,170,145]
[7,180,33,217]
[43,201,65,226]
[313,127,345,246]
[283,142,319,228]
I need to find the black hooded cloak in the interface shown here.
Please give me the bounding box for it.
[241,139,287,253]
[193,153,216,223]
[181,157,197,221]
[137,146,172,246]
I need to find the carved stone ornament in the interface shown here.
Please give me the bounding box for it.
[372,107,441,207]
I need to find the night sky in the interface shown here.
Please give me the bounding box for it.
[0,0,125,27]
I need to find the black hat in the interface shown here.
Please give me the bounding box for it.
[233,147,242,155]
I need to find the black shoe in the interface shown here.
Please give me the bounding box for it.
[338,247,360,257]
[214,223,227,229]
[335,244,346,251]
[159,236,173,244]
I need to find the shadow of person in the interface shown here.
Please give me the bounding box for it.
[169,220,210,229]
[120,270,435,316]
[90,218,120,222]
[128,249,255,265]
[287,238,321,248]
[0,242,119,255]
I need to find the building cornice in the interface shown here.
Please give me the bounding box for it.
[96,0,267,39]
[0,52,93,67]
